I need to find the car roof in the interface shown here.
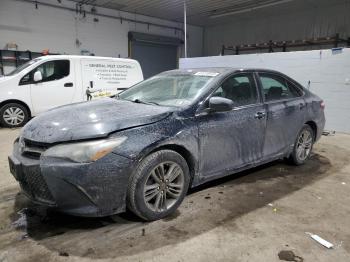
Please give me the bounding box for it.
[36,55,139,63]
[167,67,283,75]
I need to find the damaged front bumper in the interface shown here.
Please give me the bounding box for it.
[9,140,134,217]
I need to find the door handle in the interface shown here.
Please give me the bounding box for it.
[64,82,73,87]
[254,111,266,119]
[299,103,305,110]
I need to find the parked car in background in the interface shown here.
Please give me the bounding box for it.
[0,55,143,127]
[8,68,325,221]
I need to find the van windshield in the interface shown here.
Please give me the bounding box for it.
[6,58,42,76]
[118,72,217,107]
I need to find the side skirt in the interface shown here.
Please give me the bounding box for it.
[191,153,288,188]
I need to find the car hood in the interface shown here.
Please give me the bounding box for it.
[21,98,173,144]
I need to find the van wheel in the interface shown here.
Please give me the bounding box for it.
[0,103,29,128]
[127,150,190,221]
[289,125,314,165]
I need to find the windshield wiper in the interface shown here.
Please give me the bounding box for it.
[132,99,160,106]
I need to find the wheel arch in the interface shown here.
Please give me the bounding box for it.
[148,144,197,186]
[305,120,317,140]
[0,99,32,118]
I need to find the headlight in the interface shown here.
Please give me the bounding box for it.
[43,137,127,163]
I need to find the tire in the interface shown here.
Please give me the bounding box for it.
[289,124,314,165]
[127,150,190,221]
[0,103,29,128]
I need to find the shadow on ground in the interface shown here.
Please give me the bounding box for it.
[7,144,344,259]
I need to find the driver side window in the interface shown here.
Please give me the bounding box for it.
[213,73,258,107]
[19,60,70,85]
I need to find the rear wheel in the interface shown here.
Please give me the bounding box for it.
[127,150,190,221]
[0,103,29,128]
[289,125,314,165]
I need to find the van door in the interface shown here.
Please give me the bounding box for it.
[28,59,76,114]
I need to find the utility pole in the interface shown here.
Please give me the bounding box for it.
[184,0,187,58]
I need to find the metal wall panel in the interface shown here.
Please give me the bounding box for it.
[180,48,350,133]
[68,0,315,26]
[204,0,350,55]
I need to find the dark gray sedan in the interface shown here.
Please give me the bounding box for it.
[8,68,325,221]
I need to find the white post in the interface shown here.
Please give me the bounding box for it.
[184,0,187,58]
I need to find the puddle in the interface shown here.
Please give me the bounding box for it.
[9,196,122,240]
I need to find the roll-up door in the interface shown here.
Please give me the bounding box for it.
[128,32,183,79]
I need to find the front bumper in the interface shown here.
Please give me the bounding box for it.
[9,141,134,217]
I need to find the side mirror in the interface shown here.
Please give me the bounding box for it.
[33,71,42,82]
[209,97,233,113]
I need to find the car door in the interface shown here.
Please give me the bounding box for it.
[197,72,266,179]
[257,72,306,159]
[20,59,76,115]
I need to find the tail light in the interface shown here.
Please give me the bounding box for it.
[320,100,325,110]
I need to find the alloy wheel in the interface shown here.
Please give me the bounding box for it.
[3,107,25,126]
[143,161,185,212]
[296,129,313,161]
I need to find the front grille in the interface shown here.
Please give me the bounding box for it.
[21,139,49,159]
[20,165,55,205]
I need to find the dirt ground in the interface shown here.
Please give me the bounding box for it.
[0,128,349,262]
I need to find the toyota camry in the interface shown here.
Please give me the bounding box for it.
[8,68,325,221]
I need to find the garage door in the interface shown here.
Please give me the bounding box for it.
[128,32,182,79]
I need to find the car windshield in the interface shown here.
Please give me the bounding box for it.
[6,58,42,76]
[118,72,218,107]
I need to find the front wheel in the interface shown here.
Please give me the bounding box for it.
[289,124,314,165]
[0,103,29,128]
[127,150,190,221]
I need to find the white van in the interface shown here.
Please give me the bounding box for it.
[0,55,143,127]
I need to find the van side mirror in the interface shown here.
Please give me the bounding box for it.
[209,97,233,113]
[33,71,43,82]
